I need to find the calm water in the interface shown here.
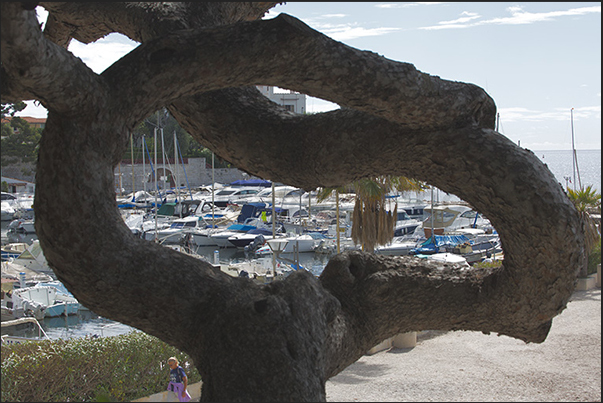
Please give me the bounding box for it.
[1,223,333,340]
[2,149,600,340]
[536,149,601,193]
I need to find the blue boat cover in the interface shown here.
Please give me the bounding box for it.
[421,234,470,247]
[410,234,470,255]
[226,224,257,232]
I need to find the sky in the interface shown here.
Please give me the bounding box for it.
[17,2,601,151]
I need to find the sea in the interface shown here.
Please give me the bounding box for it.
[536,149,601,193]
[1,149,600,340]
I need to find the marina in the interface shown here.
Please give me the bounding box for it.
[1,149,600,342]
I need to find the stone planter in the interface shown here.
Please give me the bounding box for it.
[366,331,417,355]
[575,273,598,291]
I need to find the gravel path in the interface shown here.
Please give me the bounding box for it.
[326,288,601,402]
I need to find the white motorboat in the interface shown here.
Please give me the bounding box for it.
[151,215,207,244]
[392,210,423,237]
[209,186,264,208]
[219,257,296,283]
[194,203,241,226]
[1,242,29,261]
[184,204,242,247]
[1,239,53,275]
[7,218,36,234]
[1,198,18,221]
[415,252,470,268]
[209,223,259,248]
[253,233,324,255]
[375,235,425,256]
[228,227,280,249]
[11,285,81,320]
[1,316,51,344]
[421,204,494,238]
[185,226,220,247]
[116,190,156,208]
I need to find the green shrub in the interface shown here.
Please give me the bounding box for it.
[588,236,601,275]
[1,331,201,402]
[471,259,503,269]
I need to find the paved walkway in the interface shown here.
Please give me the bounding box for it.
[326,288,601,402]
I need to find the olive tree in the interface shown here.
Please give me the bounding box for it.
[1,2,585,401]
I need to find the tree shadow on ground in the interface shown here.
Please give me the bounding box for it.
[569,288,601,302]
[327,361,392,385]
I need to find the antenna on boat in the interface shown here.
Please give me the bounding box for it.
[570,108,582,191]
[272,181,277,277]
[154,122,159,242]
[212,151,215,228]
[430,185,435,244]
[142,134,146,195]
[174,130,180,217]
[130,131,135,200]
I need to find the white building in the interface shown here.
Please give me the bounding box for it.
[256,86,306,114]
[1,176,36,194]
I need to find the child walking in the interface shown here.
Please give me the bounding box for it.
[167,357,191,402]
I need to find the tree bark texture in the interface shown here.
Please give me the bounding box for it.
[1,2,585,402]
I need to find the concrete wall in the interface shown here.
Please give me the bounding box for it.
[115,157,248,193]
[2,158,250,194]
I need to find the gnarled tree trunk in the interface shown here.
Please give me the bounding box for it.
[1,2,585,401]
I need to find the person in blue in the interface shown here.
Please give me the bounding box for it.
[167,356,191,402]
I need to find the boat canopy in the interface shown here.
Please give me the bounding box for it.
[237,202,271,223]
[230,179,272,187]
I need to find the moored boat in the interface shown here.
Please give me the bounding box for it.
[1,316,50,344]
[11,285,81,320]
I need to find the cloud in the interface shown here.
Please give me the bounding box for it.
[267,8,400,41]
[419,4,601,30]
[321,14,347,18]
[437,11,481,25]
[498,106,601,123]
[320,25,401,41]
[375,3,447,9]
[68,36,138,74]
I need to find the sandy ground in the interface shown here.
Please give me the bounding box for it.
[325,288,601,402]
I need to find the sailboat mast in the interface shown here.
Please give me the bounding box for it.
[272,182,276,277]
[130,131,135,196]
[174,130,180,217]
[154,126,158,243]
[142,135,146,195]
[430,186,435,243]
[570,108,582,190]
[160,127,166,195]
[212,151,215,227]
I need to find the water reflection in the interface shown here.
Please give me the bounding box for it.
[193,245,332,276]
[1,309,138,341]
[1,221,333,341]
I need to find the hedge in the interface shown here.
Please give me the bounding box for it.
[1,331,201,402]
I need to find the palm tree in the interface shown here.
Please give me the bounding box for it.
[566,185,601,277]
[317,176,425,253]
